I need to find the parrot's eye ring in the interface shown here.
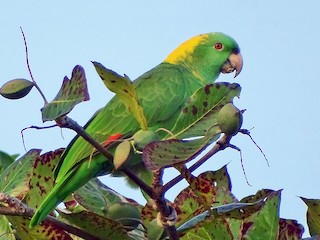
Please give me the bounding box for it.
[214,43,223,50]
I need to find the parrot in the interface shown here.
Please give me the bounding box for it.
[30,32,243,227]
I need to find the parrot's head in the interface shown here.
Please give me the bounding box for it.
[164,32,243,83]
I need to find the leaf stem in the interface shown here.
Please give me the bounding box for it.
[20,27,48,105]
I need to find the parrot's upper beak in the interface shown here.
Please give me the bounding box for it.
[221,52,243,78]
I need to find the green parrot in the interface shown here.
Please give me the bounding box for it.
[30,32,243,227]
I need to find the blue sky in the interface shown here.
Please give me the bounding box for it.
[1,1,320,237]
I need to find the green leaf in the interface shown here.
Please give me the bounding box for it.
[0,149,40,199]
[178,199,264,234]
[300,197,320,236]
[58,209,132,240]
[144,220,165,240]
[26,149,64,208]
[0,78,34,100]
[243,190,281,240]
[143,133,220,171]
[0,150,17,174]
[41,65,89,122]
[74,178,124,216]
[170,82,241,139]
[0,215,15,240]
[181,218,234,240]
[93,61,148,130]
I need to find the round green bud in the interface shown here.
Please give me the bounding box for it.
[218,103,243,136]
[133,130,160,150]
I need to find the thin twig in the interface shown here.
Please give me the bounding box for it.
[58,116,113,161]
[21,124,58,151]
[20,27,48,105]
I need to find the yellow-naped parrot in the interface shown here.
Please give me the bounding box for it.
[30,32,243,227]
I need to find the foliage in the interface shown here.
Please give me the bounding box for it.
[0,63,318,240]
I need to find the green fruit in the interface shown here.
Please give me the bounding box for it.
[113,140,132,169]
[105,202,141,228]
[0,78,34,99]
[218,103,243,136]
[133,130,160,150]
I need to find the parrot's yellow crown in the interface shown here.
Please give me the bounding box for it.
[164,34,209,64]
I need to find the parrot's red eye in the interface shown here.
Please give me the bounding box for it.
[214,43,223,50]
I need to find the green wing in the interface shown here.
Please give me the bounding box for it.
[55,62,203,182]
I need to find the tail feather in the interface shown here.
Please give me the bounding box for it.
[29,169,74,228]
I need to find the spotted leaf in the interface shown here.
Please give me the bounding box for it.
[41,65,89,122]
[170,82,241,139]
[300,197,320,236]
[26,149,64,209]
[93,61,148,130]
[0,149,40,199]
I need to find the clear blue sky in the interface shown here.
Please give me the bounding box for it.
[1,1,320,237]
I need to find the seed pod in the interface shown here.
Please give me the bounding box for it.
[218,103,243,136]
[105,202,141,228]
[0,78,34,99]
[113,140,132,169]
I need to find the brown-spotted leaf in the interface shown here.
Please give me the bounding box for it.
[93,61,148,130]
[180,217,234,240]
[278,218,304,239]
[242,190,282,240]
[0,149,41,199]
[174,166,236,227]
[300,197,320,236]
[6,215,72,240]
[177,199,265,235]
[58,209,132,240]
[26,149,64,209]
[41,65,89,122]
[170,82,241,139]
[143,133,219,171]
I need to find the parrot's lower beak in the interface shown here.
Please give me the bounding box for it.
[221,52,243,78]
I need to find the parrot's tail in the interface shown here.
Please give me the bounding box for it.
[29,170,74,228]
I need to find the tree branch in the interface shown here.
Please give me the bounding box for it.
[152,169,179,240]
[58,116,154,197]
[0,192,101,240]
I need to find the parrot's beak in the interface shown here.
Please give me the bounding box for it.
[221,52,243,78]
